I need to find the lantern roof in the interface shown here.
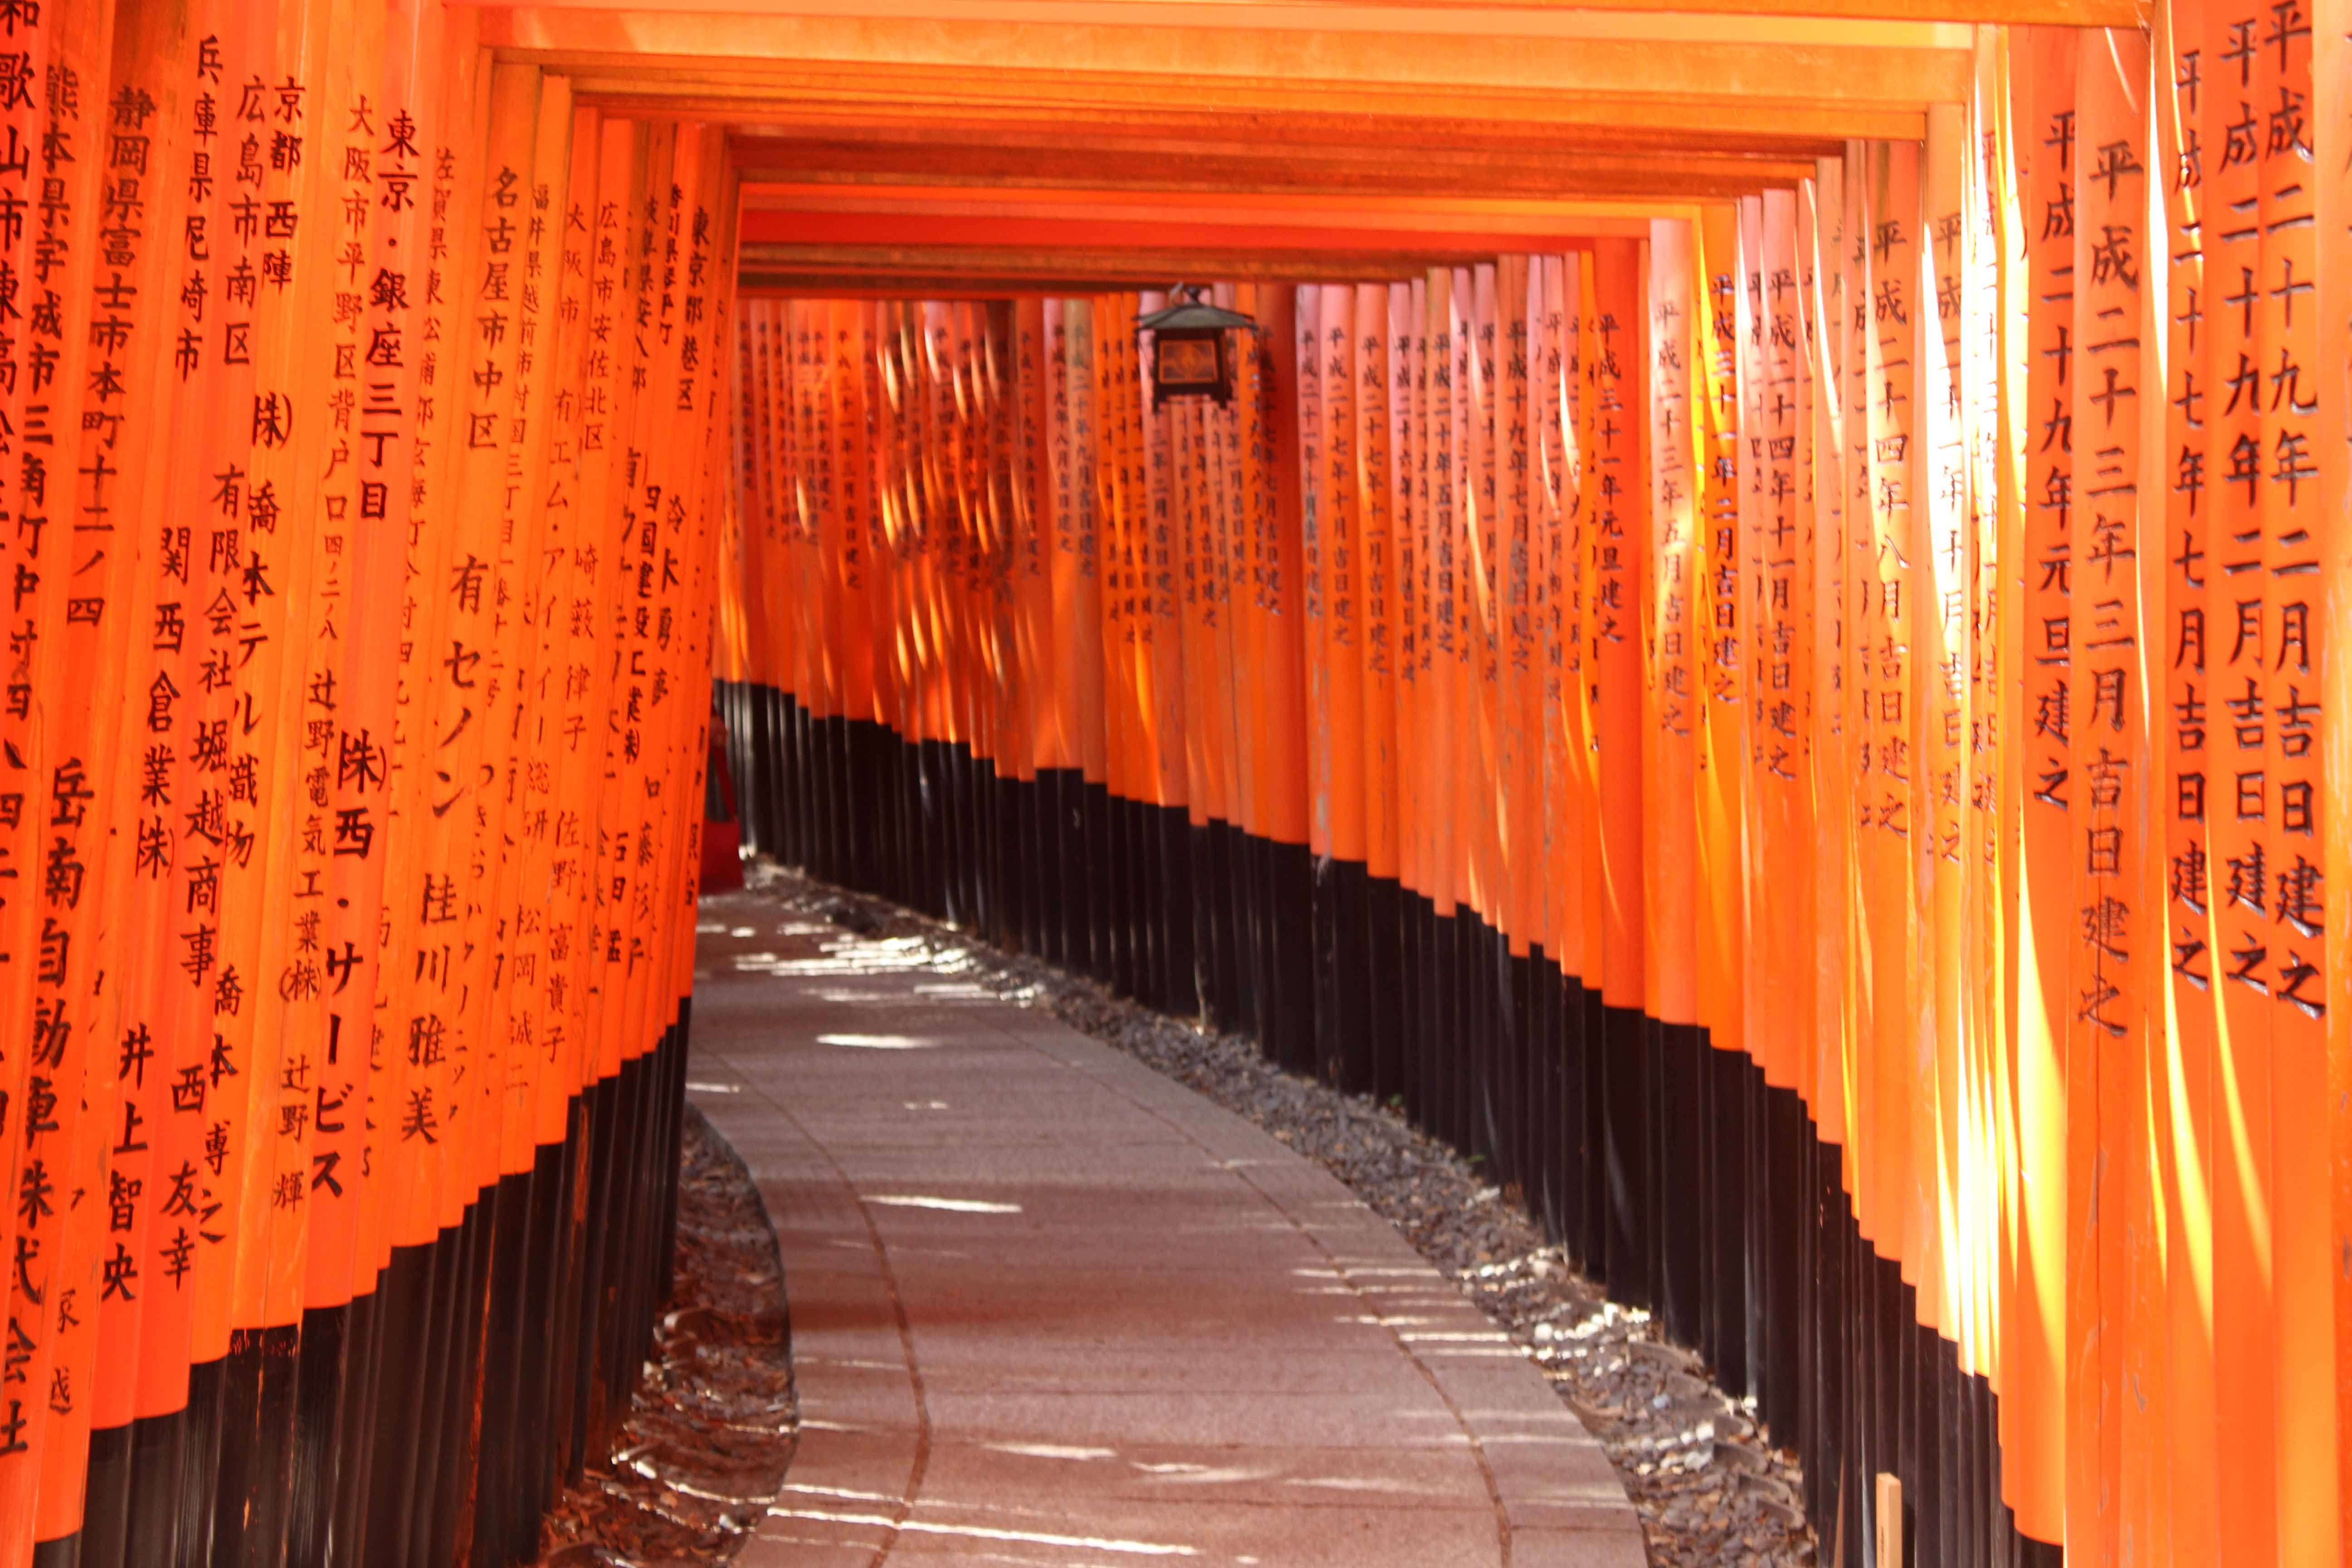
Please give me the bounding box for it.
[1137,287,1259,334]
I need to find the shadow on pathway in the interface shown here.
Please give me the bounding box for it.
[690,883,1644,1568]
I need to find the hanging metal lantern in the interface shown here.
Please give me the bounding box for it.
[1136,284,1258,409]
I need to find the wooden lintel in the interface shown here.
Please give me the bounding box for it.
[740,266,1427,291]
[565,75,1929,145]
[735,206,1669,255]
[722,138,1822,199]
[737,235,1658,289]
[474,0,2144,39]
[712,103,1853,161]
[483,11,1977,115]
[736,184,1803,227]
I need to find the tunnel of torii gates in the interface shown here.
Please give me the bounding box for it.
[0,0,2342,1565]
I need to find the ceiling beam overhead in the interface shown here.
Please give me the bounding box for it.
[464,2,2053,292]
[475,0,2142,36]
[721,115,1848,163]
[713,102,1857,159]
[736,213,1666,255]
[725,135,1823,199]
[736,184,1793,228]
[484,10,1976,118]
[736,239,1664,290]
[566,75,1928,145]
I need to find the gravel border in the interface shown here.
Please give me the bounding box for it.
[752,862,1817,1568]
[535,1106,799,1568]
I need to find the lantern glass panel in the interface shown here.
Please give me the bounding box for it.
[1153,329,1230,406]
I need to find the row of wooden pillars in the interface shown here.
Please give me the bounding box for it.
[718,682,2062,1568]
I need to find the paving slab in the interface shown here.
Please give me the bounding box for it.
[695,888,1644,1568]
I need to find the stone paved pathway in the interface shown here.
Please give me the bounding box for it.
[691,886,1646,1568]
